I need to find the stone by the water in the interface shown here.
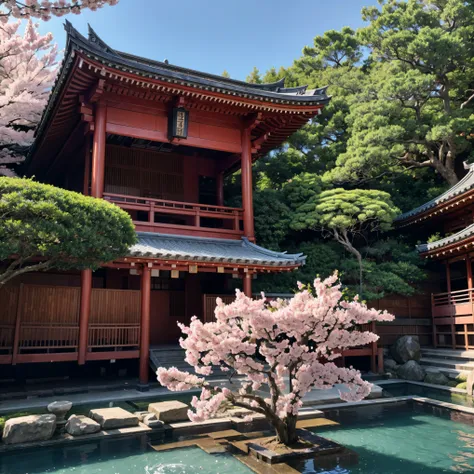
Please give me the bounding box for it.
[2,414,56,445]
[47,401,73,421]
[148,401,188,422]
[391,336,421,364]
[65,415,101,436]
[424,371,449,386]
[467,370,474,395]
[89,407,139,429]
[143,413,164,428]
[133,411,149,422]
[397,360,426,381]
[383,358,399,373]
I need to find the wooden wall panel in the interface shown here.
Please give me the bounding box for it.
[0,286,19,324]
[21,286,80,324]
[90,288,140,324]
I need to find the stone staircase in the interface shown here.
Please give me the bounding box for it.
[149,345,229,379]
[420,348,474,379]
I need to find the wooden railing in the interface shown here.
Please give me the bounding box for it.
[104,192,244,238]
[88,324,140,349]
[431,288,474,350]
[0,285,141,363]
[19,324,79,351]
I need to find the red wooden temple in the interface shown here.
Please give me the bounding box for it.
[396,162,474,350]
[0,23,334,384]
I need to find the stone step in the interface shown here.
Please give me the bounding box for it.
[425,366,469,379]
[420,357,474,371]
[421,348,474,361]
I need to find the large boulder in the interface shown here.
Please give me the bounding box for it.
[89,408,139,430]
[391,336,421,364]
[397,360,426,381]
[65,415,101,436]
[2,414,56,445]
[148,401,188,423]
[384,358,399,373]
[424,371,449,386]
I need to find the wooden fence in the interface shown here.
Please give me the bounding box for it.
[0,285,140,364]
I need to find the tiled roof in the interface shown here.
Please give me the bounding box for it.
[129,232,305,267]
[417,223,474,253]
[396,163,474,222]
[63,22,330,105]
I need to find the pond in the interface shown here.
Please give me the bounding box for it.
[0,435,253,474]
[292,403,474,473]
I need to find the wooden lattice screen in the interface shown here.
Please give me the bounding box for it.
[104,145,185,200]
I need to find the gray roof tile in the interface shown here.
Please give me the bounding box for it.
[417,223,474,253]
[396,163,474,222]
[130,232,305,267]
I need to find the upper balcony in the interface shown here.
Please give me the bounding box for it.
[104,192,244,239]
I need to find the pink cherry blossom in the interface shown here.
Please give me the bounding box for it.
[0,1,118,22]
[0,19,58,176]
[157,272,394,445]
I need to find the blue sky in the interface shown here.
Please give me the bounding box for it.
[37,0,376,81]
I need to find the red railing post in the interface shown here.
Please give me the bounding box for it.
[194,207,200,228]
[149,200,155,224]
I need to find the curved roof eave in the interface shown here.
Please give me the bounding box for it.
[417,223,474,254]
[396,163,474,224]
[65,21,330,105]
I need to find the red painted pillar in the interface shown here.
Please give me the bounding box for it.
[139,266,151,385]
[83,137,91,196]
[446,262,451,295]
[241,127,255,241]
[91,102,107,198]
[467,256,473,290]
[243,273,252,298]
[78,269,92,365]
[216,172,224,207]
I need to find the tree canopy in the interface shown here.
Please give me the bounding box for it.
[232,0,473,299]
[0,178,137,285]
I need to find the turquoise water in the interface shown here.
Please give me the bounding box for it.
[292,406,474,473]
[382,382,474,408]
[0,437,252,474]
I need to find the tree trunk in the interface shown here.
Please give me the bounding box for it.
[272,415,298,446]
[333,229,364,297]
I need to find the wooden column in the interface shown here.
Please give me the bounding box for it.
[83,137,91,196]
[446,262,452,295]
[216,172,224,207]
[139,265,151,386]
[78,269,92,365]
[467,256,473,289]
[241,127,255,241]
[243,273,252,298]
[91,102,107,198]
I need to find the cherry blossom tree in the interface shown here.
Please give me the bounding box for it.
[158,273,394,446]
[0,19,58,176]
[0,1,118,22]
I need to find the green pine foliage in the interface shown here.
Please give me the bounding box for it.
[0,178,137,285]
[239,1,474,298]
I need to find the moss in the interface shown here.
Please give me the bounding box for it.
[445,380,459,387]
[456,382,468,390]
[456,374,468,383]
[0,411,32,432]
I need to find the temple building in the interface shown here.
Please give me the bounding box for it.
[0,23,333,385]
[396,163,474,351]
